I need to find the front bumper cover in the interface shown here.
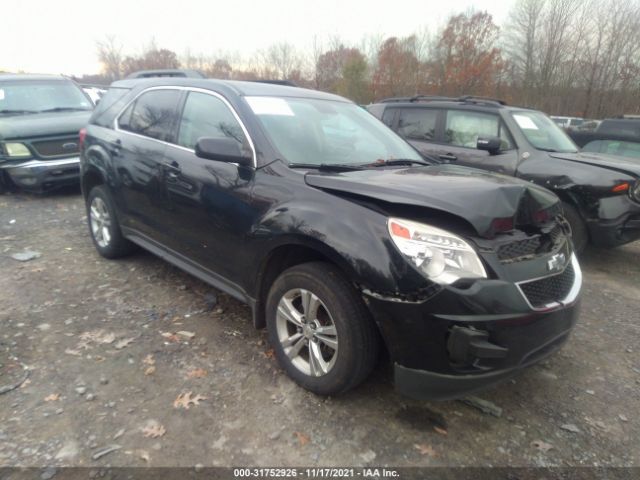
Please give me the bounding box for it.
[1,156,80,190]
[363,255,582,400]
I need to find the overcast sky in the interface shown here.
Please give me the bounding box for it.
[1,0,515,75]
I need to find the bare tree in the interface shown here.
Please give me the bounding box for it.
[96,35,123,81]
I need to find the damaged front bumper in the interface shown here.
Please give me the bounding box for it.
[363,254,582,400]
[0,156,80,191]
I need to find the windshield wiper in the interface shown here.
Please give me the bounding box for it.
[0,109,38,115]
[39,107,91,113]
[288,163,366,172]
[364,158,432,167]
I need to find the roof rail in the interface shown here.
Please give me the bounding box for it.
[458,95,506,106]
[378,94,507,106]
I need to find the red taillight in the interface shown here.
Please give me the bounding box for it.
[78,128,87,151]
[390,221,411,239]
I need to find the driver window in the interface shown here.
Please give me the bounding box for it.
[445,110,512,150]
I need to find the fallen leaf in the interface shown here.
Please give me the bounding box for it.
[186,368,207,379]
[64,348,81,356]
[138,450,151,463]
[414,443,437,457]
[434,426,448,436]
[560,423,580,434]
[531,440,554,452]
[44,393,60,402]
[264,349,275,359]
[115,337,135,349]
[177,331,195,339]
[142,423,166,438]
[294,431,310,446]
[161,332,180,343]
[143,355,155,365]
[144,366,156,376]
[20,378,32,389]
[173,391,208,409]
[80,330,116,345]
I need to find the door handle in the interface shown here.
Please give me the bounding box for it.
[109,139,122,157]
[163,161,181,179]
[439,153,458,162]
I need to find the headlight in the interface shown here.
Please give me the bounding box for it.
[3,142,32,158]
[388,218,487,285]
[632,181,640,203]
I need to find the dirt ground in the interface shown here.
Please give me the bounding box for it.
[1,187,639,469]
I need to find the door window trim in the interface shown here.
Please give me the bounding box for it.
[114,86,257,167]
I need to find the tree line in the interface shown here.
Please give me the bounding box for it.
[87,0,640,118]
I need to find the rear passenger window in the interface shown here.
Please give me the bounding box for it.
[445,110,512,150]
[397,109,437,140]
[118,89,181,142]
[177,91,247,150]
[381,108,397,128]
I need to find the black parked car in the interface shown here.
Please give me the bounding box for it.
[569,118,640,161]
[368,96,640,252]
[0,74,93,192]
[81,79,581,400]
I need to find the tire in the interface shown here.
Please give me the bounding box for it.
[86,185,135,259]
[266,262,379,396]
[562,202,588,254]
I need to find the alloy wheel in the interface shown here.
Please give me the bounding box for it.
[275,288,339,377]
[89,197,112,248]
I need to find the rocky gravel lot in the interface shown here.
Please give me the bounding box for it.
[0,188,639,469]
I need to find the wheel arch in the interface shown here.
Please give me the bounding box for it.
[252,238,360,330]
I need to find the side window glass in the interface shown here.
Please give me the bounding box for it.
[397,109,437,140]
[601,140,621,155]
[445,110,512,150]
[381,108,396,128]
[119,89,181,142]
[178,92,248,150]
[619,141,640,159]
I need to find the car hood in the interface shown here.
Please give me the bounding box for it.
[305,164,559,237]
[550,151,640,178]
[0,111,92,140]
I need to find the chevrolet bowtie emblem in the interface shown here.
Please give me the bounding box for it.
[547,253,566,272]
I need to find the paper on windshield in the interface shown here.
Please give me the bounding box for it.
[0,89,4,100]
[513,114,538,130]
[246,97,294,116]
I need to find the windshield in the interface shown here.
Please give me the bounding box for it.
[0,80,92,115]
[511,111,578,153]
[244,96,423,166]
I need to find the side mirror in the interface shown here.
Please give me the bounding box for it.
[476,136,502,154]
[195,137,253,167]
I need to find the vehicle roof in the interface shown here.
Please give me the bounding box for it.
[0,73,69,82]
[111,77,350,102]
[125,69,206,79]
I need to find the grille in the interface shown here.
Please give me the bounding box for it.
[497,219,568,262]
[32,137,79,158]
[519,263,575,308]
[497,237,541,260]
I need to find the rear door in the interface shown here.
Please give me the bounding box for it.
[430,109,519,175]
[112,88,182,242]
[394,107,442,160]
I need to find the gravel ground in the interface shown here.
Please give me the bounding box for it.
[0,188,639,468]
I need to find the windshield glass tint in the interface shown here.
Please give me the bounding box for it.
[245,96,422,165]
[0,81,92,114]
[511,111,577,153]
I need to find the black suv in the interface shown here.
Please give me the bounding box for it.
[0,74,94,192]
[368,96,640,252]
[80,79,581,400]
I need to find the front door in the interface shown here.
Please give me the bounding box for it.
[432,109,519,175]
[159,90,256,285]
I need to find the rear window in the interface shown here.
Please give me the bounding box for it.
[598,120,640,138]
[90,87,130,127]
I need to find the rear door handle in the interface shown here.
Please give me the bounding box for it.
[109,139,122,157]
[439,153,458,162]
